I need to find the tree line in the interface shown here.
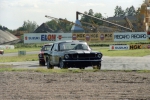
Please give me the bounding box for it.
[0,5,141,34]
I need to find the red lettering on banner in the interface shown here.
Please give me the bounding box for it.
[47,34,56,41]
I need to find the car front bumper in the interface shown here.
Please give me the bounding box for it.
[63,59,102,62]
[62,59,102,67]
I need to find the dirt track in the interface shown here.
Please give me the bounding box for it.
[0,71,150,100]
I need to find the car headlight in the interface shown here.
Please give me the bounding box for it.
[64,54,69,59]
[97,53,102,58]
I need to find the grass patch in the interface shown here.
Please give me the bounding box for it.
[91,47,150,57]
[136,70,150,73]
[35,68,99,73]
[4,48,40,53]
[1,47,150,63]
[0,54,38,63]
[0,66,150,73]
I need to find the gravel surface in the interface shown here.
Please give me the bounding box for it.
[0,71,150,100]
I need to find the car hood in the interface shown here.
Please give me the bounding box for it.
[64,50,99,54]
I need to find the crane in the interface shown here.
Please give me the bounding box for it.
[124,16,134,32]
[45,15,66,32]
[45,15,93,33]
[81,20,125,33]
[76,11,133,32]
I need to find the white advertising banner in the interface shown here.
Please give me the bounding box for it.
[114,32,147,41]
[110,45,129,50]
[0,45,15,49]
[24,33,72,43]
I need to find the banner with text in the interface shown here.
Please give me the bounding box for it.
[24,33,72,43]
[114,32,147,41]
[109,45,129,50]
[72,33,114,42]
[130,44,150,49]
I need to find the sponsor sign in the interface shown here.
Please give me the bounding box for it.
[0,45,15,49]
[110,45,129,50]
[41,34,56,41]
[101,33,113,41]
[114,32,147,41]
[90,33,99,41]
[76,33,86,41]
[72,33,114,42]
[130,44,142,49]
[130,44,150,49]
[24,33,72,43]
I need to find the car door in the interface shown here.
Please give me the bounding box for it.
[50,43,59,65]
[44,45,52,62]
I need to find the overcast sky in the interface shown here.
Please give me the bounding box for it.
[0,0,143,30]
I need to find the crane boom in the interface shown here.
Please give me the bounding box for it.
[45,15,93,32]
[45,15,66,32]
[76,11,133,32]
[124,16,134,32]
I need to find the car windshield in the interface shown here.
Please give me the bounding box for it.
[41,45,52,51]
[59,42,91,51]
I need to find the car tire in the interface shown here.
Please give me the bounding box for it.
[39,61,45,66]
[59,59,67,69]
[96,62,101,70]
[47,59,54,69]
[39,61,42,66]
[93,62,101,70]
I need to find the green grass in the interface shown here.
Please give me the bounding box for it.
[0,54,38,62]
[0,66,150,73]
[0,66,99,73]
[91,47,150,57]
[4,48,40,53]
[0,47,150,63]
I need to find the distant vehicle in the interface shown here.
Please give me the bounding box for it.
[46,40,103,69]
[38,43,53,66]
[0,50,4,55]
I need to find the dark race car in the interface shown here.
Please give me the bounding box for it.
[38,43,53,66]
[0,50,4,55]
[46,40,103,69]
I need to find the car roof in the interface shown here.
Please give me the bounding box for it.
[53,40,86,44]
[44,43,53,46]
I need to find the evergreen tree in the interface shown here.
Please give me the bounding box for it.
[114,6,125,17]
[128,6,136,16]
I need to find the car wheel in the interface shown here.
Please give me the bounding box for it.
[92,66,97,69]
[43,61,45,66]
[39,61,42,66]
[93,62,101,70]
[59,59,67,69]
[96,62,101,70]
[47,59,54,69]
[39,61,45,66]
